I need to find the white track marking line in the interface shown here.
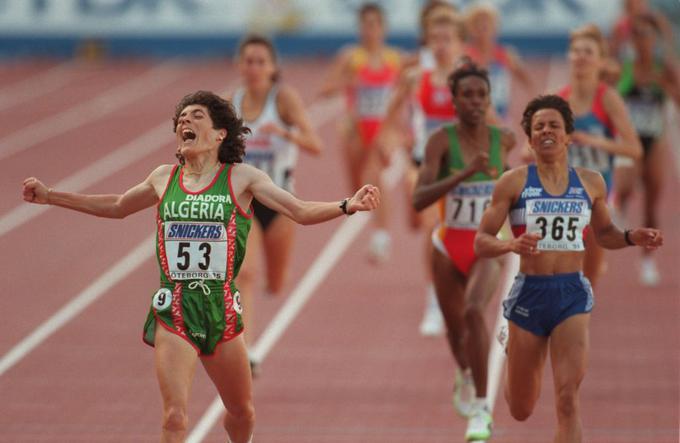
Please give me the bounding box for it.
[0,124,170,238]
[0,236,155,377]
[486,254,519,411]
[186,151,406,443]
[665,102,680,178]
[0,96,343,377]
[0,82,242,238]
[0,63,77,112]
[0,61,184,161]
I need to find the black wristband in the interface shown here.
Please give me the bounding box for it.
[339,198,351,215]
[624,229,634,246]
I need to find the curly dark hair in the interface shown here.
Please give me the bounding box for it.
[172,90,251,164]
[521,95,574,137]
[447,58,490,96]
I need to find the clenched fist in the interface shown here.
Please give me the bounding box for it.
[23,177,50,205]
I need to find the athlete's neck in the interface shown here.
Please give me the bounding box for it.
[570,75,599,99]
[635,51,654,69]
[183,153,221,177]
[536,157,569,182]
[473,37,495,59]
[246,85,273,104]
[434,48,461,71]
[362,41,384,54]
[457,120,487,140]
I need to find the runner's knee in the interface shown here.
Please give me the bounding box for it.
[508,399,534,422]
[227,401,256,426]
[555,384,579,421]
[162,406,188,433]
[464,304,484,324]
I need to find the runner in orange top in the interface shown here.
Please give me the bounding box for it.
[377,6,465,336]
[319,2,402,262]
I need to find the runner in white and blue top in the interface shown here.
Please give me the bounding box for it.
[474,94,662,440]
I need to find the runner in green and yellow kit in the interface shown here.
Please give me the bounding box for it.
[413,62,515,441]
[22,90,380,443]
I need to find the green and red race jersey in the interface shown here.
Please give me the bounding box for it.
[155,163,252,337]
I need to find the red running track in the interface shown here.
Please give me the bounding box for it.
[0,58,676,442]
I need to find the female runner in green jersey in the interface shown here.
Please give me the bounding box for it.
[22,90,380,443]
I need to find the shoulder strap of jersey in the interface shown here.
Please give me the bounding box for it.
[569,167,593,207]
[592,82,614,134]
[557,84,571,99]
[445,124,465,170]
[232,88,245,113]
[488,126,503,176]
[617,61,635,94]
[159,164,180,204]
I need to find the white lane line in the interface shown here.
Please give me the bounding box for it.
[0,236,155,377]
[186,151,406,443]
[487,254,519,411]
[0,63,76,112]
[0,124,170,238]
[0,82,242,238]
[0,61,184,161]
[665,102,680,178]
[0,96,343,376]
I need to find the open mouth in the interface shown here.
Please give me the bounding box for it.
[181,128,196,142]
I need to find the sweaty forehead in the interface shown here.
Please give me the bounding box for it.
[532,108,564,125]
[457,74,489,91]
[180,104,209,116]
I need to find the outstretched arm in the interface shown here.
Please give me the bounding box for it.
[584,169,663,250]
[317,49,353,98]
[22,165,169,219]
[243,165,380,225]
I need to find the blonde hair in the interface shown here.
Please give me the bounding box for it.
[419,1,458,43]
[425,7,464,40]
[570,24,609,57]
[464,2,499,25]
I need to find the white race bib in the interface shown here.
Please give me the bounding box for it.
[164,221,228,280]
[445,181,495,229]
[568,125,610,173]
[525,198,590,251]
[357,85,390,118]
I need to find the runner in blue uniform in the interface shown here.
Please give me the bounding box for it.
[475,94,662,442]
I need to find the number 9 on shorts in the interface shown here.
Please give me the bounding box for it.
[152,288,173,311]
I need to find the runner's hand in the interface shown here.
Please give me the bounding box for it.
[510,232,542,256]
[629,228,663,251]
[466,152,490,175]
[23,177,50,205]
[347,185,381,213]
[259,122,290,139]
[570,130,596,146]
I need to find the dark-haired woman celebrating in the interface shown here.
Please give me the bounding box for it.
[230,35,322,355]
[475,94,661,442]
[22,90,379,443]
[413,62,515,441]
